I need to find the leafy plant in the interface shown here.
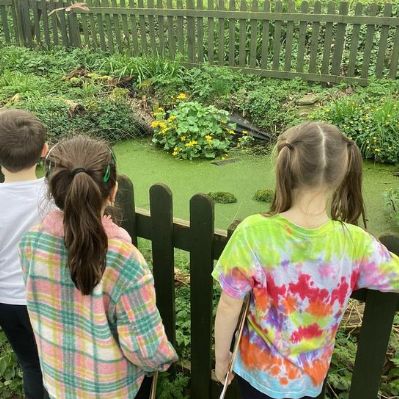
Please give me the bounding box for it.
[384,188,399,227]
[208,192,237,204]
[157,372,189,399]
[254,189,274,202]
[152,101,236,160]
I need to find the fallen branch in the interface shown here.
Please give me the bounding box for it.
[48,2,90,16]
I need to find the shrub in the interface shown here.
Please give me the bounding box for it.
[254,189,274,202]
[384,188,399,228]
[314,96,399,164]
[151,101,236,160]
[208,192,237,204]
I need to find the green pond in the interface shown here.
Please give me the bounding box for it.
[114,139,399,236]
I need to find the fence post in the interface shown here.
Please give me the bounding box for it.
[349,234,399,399]
[150,184,176,348]
[116,175,137,246]
[190,194,215,399]
[68,9,82,47]
[15,0,33,46]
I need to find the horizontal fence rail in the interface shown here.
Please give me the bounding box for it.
[115,175,399,399]
[1,0,399,83]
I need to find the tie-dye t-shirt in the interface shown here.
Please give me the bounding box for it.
[212,214,399,399]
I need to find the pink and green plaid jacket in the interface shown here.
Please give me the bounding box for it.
[19,210,177,399]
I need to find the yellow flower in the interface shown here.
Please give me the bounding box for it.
[228,129,235,135]
[172,147,181,156]
[151,120,160,128]
[180,135,186,142]
[205,135,213,142]
[169,115,177,122]
[158,121,167,131]
[176,93,188,101]
[242,130,248,135]
[185,140,198,148]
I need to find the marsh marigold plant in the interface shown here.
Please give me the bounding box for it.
[151,101,238,160]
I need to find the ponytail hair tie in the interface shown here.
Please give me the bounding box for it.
[71,167,87,177]
[282,142,294,151]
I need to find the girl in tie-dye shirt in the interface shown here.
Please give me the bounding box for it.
[213,122,399,399]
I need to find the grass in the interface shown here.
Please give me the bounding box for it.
[115,138,399,236]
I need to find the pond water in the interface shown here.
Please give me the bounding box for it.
[115,139,399,236]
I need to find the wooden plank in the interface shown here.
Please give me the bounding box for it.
[111,0,123,51]
[197,0,204,62]
[31,0,42,44]
[39,0,50,47]
[138,0,148,54]
[389,25,399,79]
[129,0,140,55]
[187,0,195,62]
[69,8,82,48]
[228,0,235,66]
[296,1,309,73]
[272,0,283,70]
[19,0,33,47]
[49,0,59,46]
[116,175,137,246]
[102,0,114,52]
[167,0,176,58]
[284,0,295,71]
[217,0,225,65]
[94,0,106,50]
[308,1,321,73]
[375,3,392,78]
[190,194,215,399]
[331,1,349,76]
[148,0,157,55]
[238,0,247,67]
[249,0,258,69]
[86,0,98,50]
[120,0,131,53]
[260,0,270,69]
[321,2,336,75]
[10,0,21,45]
[207,0,214,63]
[347,3,363,77]
[57,2,69,47]
[150,184,176,347]
[157,0,165,56]
[176,0,184,56]
[361,4,379,79]
[0,4,10,43]
[349,290,399,399]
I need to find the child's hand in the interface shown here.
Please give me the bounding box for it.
[215,354,234,385]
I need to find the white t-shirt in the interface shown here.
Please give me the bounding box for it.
[0,178,48,305]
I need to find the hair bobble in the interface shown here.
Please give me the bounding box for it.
[282,142,294,151]
[71,167,88,177]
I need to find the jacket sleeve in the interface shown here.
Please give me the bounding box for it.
[115,268,178,372]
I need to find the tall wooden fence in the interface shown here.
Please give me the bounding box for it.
[115,175,399,399]
[1,0,399,84]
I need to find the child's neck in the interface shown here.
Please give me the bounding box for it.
[2,166,38,183]
[280,188,330,229]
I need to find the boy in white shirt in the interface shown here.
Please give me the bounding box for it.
[0,109,49,398]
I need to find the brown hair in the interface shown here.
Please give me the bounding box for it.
[0,109,46,172]
[270,121,366,226]
[46,135,117,295]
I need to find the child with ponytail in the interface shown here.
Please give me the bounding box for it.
[213,122,399,399]
[19,135,177,399]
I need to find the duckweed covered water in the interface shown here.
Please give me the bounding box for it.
[115,139,399,236]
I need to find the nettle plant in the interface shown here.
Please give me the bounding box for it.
[151,98,245,160]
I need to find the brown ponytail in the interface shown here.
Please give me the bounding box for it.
[46,136,117,295]
[331,141,366,226]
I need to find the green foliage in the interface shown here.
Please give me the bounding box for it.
[208,192,237,204]
[157,372,189,399]
[0,330,23,398]
[313,91,399,164]
[384,188,399,227]
[254,189,274,202]
[152,101,236,160]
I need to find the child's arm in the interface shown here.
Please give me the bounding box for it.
[116,269,178,372]
[215,292,243,383]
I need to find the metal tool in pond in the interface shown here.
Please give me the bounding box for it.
[150,371,159,399]
[219,295,250,399]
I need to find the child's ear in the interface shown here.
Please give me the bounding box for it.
[110,181,119,205]
[41,143,49,158]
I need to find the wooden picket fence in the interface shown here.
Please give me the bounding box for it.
[115,175,399,399]
[1,0,399,84]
